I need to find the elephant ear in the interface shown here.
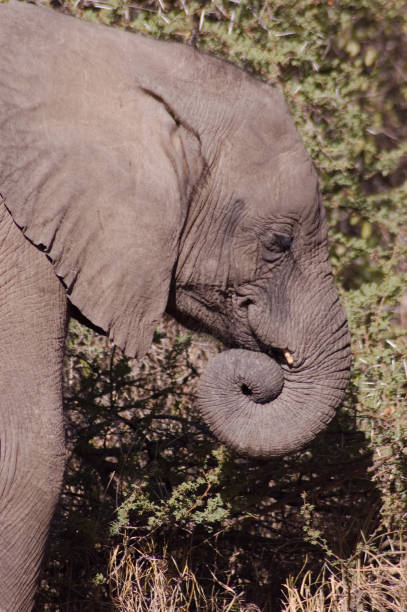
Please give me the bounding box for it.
[3,80,203,357]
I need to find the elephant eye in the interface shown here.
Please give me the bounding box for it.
[274,233,293,251]
[261,232,293,262]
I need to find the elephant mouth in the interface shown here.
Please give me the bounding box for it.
[282,348,294,366]
[272,346,294,368]
[262,343,295,370]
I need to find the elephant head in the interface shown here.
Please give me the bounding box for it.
[1,1,350,460]
[175,150,350,457]
[141,45,352,457]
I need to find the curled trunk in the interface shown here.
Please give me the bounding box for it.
[198,314,350,458]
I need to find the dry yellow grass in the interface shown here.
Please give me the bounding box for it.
[109,540,245,612]
[108,532,407,612]
[282,534,407,612]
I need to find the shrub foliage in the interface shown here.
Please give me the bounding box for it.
[28,0,407,610]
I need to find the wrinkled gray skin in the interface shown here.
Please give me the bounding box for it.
[0,1,351,609]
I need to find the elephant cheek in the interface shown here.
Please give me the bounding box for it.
[245,295,291,352]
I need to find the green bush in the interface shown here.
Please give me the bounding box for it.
[31,0,407,610]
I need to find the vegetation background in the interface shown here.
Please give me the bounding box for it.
[16,0,406,609]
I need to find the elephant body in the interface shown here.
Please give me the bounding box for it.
[0,2,351,609]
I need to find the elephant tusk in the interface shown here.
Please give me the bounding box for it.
[283,349,294,366]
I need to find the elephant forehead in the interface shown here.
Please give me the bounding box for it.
[237,151,319,221]
[220,106,319,221]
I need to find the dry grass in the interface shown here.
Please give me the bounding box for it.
[282,534,407,612]
[109,533,407,612]
[109,540,246,612]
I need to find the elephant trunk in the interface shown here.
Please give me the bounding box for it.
[197,301,350,458]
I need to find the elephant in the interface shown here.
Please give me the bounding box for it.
[0,1,351,609]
